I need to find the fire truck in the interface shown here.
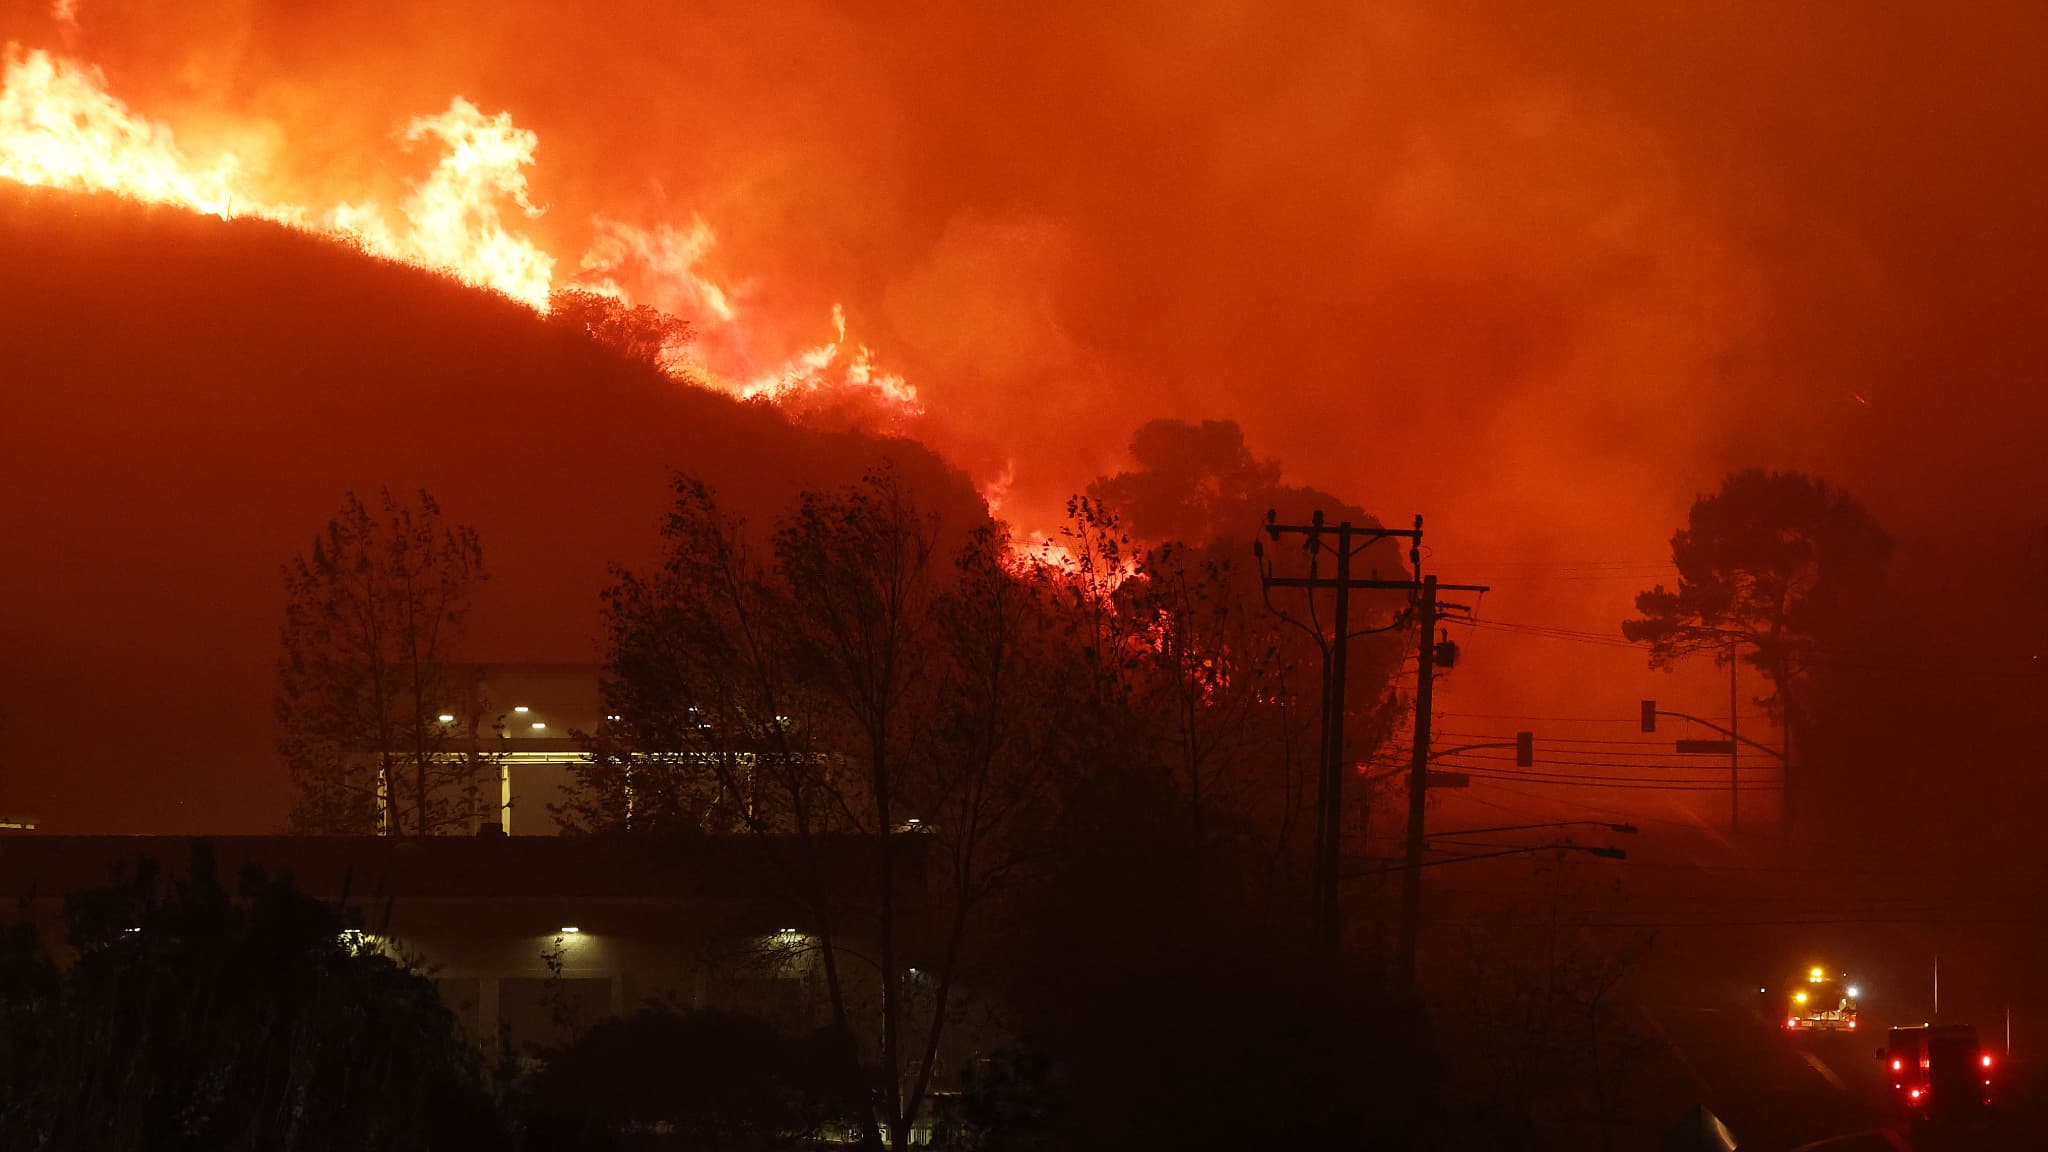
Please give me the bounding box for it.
[1783,966,1860,1031]
[1880,1023,1995,1122]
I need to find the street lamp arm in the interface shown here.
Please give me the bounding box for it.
[1431,740,1516,760]
[1344,841,1627,876]
[1429,820,1637,838]
[1351,738,1529,784]
[1654,708,1786,761]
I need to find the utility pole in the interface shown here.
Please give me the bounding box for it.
[1728,634,1740,834]
[1397,576,1440,990]
[1391,575,1488,992]
[1257,513,1488,985]
[1324,525,1354,944]
[1258,513,1423,953]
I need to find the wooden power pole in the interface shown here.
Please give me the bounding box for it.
[1257,512,1487,974]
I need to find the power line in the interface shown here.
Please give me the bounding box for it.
[1448,616,2048,681]
[1447,787,1681,825]
[1452,619,1644,648]
[1458,766,1777,783]
[1447,558,1672,566]
[1439,711,1655,724]
[1435,729,1773,747]
[1436,739,1783,761]
[1441,751,1782,775]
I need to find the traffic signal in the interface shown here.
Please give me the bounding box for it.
[1515,731,1534,767]
[1640,700,1657,732]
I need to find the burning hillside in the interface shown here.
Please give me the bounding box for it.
[0,181,982,831]
[0,43,917,422]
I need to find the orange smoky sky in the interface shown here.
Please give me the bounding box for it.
[2,1,2045,830]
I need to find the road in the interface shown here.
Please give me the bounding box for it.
[1632,960,2046,1150]
[1409,815,2048,1150]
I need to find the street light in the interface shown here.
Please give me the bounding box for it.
[1359,731,1536,791]
[1430,819,1638,838]
[1343,840,1628,876]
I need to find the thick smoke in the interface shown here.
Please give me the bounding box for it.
[3,2,2044,831]
[11,2,2044,540]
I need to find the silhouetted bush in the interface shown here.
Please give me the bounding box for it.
[512,1006,857,1150]
[0,842,500,1151]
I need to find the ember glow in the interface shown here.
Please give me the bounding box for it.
[0,44,918,414]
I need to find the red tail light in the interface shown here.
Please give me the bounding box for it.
[1909,1088,1925,1100]
[1786,1017,1799,1028]
[1982,1054,1993,1068]
[1892,1058,1903,1071]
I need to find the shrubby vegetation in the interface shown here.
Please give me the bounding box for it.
[0,843,498,1151]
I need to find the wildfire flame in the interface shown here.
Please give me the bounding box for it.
[0,43,918,415]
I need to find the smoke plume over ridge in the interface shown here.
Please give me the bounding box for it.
[12,4,2046,532]
[2,1,2045,829]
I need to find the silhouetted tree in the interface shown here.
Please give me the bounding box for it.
[278,489,490,836]
[1088,418,1282,545]
[583,465,1066,1152]
[1435,857,1656,1151]
[1083,423,1411,947]
[1623,469,1890,837]
[0,843,498,1150]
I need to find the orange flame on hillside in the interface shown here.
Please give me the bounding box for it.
[0,43,918,415]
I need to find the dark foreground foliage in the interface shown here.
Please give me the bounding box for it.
[967,757,1440,1152]
[0,843,499,1152]
[511,1007,861,1150]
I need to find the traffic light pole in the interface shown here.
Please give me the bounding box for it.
[1641,696,1786,835]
